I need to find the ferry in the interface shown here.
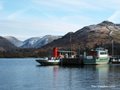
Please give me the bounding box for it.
[36,48,60,65]
[83,47,109,65]
[36,47,79,65]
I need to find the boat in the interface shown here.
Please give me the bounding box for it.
[36,48,60,65]
[36,57,60,65]
[83,47,109,65]
[109,56,120,64]
[109,40,120,64]
[36,48,80,66]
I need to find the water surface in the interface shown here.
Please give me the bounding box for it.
[0,58,120,90]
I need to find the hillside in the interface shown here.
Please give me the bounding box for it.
[39,21,120,55]
[21,35,61,48]
[0,36,17,52]
[21,37,41,48]
[4,36,23,47]
[1,21,120,57]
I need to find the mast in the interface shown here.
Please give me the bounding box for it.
[69,32,72,57]
[112,40,114,57]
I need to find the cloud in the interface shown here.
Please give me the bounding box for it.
[31,0,120,13]
[83,0,120,10]
[7,8,29,20]
[0,18,80,39]
[32,0,101,13]
[0,12,98,41]
[1,0,120,40]
[108,11,120,23]
[0,0,104,40]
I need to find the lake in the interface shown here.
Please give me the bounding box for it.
[0,58,120,90]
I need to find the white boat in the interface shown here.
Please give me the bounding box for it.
[36,57,60,65]
[83,47,109,65]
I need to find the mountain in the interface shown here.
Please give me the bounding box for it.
[40,21,120,53]
[1,21,120,57]
[21,37,41,48]
[21,35,61,48]
[34,35,61,48]
[0,36,17,52]
[4,36,23,47]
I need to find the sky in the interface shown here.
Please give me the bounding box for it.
[0,0,120,40]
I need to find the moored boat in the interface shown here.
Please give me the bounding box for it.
[36,57,60,65]
[83,47,109,65]
[109,56,120,64]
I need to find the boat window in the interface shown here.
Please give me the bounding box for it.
[100,52,107,55]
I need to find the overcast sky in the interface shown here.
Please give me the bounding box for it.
[0,0,120,40]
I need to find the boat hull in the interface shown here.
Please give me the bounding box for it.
[36,59,60,65]
[83,57,109,65]
[60,58,83,66]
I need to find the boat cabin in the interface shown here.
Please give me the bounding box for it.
[58,50,76,58]
[53,47,76,59]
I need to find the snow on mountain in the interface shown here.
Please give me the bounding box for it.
[34,35,61,48]
[4,36,23,47]
[3,35,61,48]
[21,35,61,48]
[21,37,41,48]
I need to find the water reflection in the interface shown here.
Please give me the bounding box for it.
[51,65,120,90]
[108,65,120,88]
[36,64,120,90]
